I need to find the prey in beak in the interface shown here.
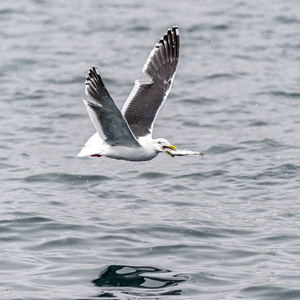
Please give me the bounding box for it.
[162,145,177,158]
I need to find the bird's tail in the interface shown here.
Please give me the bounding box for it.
[77,132,106,157]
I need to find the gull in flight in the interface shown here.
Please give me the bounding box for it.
[78,26,204,161]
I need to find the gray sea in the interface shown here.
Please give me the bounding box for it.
[1,1,300,299]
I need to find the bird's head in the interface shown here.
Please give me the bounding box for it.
[153,138,177,157]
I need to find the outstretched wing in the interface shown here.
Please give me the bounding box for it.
[84,67,140,147]
[121,26,180,139]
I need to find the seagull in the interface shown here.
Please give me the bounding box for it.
[78,26,204,161]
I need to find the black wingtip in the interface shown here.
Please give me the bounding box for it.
[85,66,97,86]
[86,66,99,81]
[84,66,112,101]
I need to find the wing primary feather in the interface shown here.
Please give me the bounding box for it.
[122,26,180,138]
[85,67,113,103]
[83,67,140,147]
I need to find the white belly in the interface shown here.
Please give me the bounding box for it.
[105,145,158,161]
[78,133,158,161]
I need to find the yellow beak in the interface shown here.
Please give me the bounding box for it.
[164,144,177,151]
[163,145,177,158]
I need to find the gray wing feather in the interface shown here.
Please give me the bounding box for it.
[84,67,140,147]
[121,26,180,138]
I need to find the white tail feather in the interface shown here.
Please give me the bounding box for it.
[77,132,107,157]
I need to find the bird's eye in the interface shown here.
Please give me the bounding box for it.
[158,141,162,144]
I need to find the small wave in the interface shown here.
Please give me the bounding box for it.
[207,144,243,154]
[275,16,300,24]
[174,169,228,180]
[240,284,300,299]
[47,113,83,120]
[187,23,230,32]
[212,24,230,31]
[127,25,150,32]
[205,73,233,80]
[179,97,218,106]
[0,8,14,14]
[237,163,299,184]
[248,120,270,127]
[138,172,169,179]
[23,172,111,184]
[260,90,300,99]
[240,138,290,152]
[182,121,201,128]
[262,163,300,180]
[0,162,16,169]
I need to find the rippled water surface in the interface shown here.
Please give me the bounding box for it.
[1,1,300,299]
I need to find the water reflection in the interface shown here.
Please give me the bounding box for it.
[92,265,186,298]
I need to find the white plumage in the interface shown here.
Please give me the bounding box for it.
[78,26,204,161]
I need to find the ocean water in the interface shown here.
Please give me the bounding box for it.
[1,0,300,299]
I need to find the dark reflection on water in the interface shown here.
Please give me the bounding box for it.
[92,265,186,298]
